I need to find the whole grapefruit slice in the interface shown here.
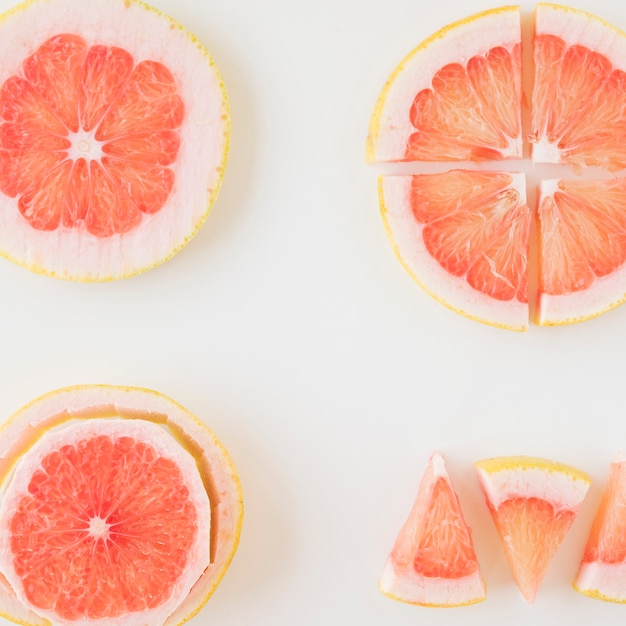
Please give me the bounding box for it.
[574,458,626,602]
[475,456,590,604]
[530,3,626,170]
[0,385,243,626]
[379,170,532,330]
[0,0,229,280]
[366,6,522,163]
[379,452,485,607]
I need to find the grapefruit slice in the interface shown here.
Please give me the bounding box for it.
[475,456,590,604]
[366,6,522,163]
[536,178,626,325]
[379,452,485,607]
[379,170,532,331]
[574,458,626,602]
[0,0,229,280]
[0,385,243,626]
[530,3,626,170]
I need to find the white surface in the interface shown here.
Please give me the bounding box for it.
[0,0,625,624]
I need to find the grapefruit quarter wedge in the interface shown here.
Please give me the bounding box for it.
[475,456,590,604]
[575,457,626,602]
[379,452,486,607]
[0,385,243,626]
[0,0,229,281]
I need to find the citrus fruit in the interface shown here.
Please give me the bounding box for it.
[530,3,626,170]
[0,0,229,280]
[574,458,626,602]
[475,456,590,604]
[368,4,626,329]
[366,6,522,163]
[0,385,243,626]
[379,170,532,330]
[379,452,485,607]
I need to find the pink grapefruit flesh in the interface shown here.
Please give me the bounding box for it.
[379,452,485,607]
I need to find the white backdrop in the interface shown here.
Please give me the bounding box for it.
[0,0,625,624]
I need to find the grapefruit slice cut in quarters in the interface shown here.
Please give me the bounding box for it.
[536,178,626,325]
[574,458,626,602]
[0,0,229,280]
[475,456,591,604]
[379,170,532,331]
[0,385,243,626]
[530,3,626,170]
[366,6,522,163]
[379,452,486,607]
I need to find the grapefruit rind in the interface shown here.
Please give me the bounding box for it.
[379,173,530,331]
[0,0,230,281]
[0,385,243,626]
[366,5,522,163]
[379,452,486,608]
[575,563,626,603]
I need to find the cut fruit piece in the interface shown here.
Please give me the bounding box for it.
[0,385,243,626]
[574,458,626,602]
[379,452,485,607]
[475,456,591,604]
[536,177,626,325]
[367,6,522,163]
[530,3,626,170]
[379,170,532,331]
[0,0,229,280]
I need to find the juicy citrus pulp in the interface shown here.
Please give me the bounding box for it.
[369,3,626,328]
[379,452,485,607]
[0,0,229,280]
[0,385,243,626]
[475,456,590,604]
[574,458,626,602]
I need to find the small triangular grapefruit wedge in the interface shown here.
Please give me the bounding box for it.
[379,452,486,607]
[367,6,522,163]
[530,3,626,171]
[475,456,591,604]
[574,458,626,602]
[0,385,243,626]
[379,170,532,330]
[536,178,626,325]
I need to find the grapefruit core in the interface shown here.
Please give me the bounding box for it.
[0,0,229,281]
[475,456,590,604]
[379,452,485,607]
[0,385,243,626]
[368,4,626,329]
[574,458,626,602]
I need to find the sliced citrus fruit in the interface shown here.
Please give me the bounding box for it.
[379,452,485,607]
[379,170,532,330]
[536,177,626,325]
[475,456,590,604]
[574,458,626,602]
[0,0,229,280]
[366,6,522,163]
[0,385,243,626]
[530,3,626,170]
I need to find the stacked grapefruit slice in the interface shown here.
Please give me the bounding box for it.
[368,4,626,330]
[0,385,243,626]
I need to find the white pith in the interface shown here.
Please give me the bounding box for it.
[575,562,626,601]
[67,128,104,163]
[0,0,229,281]
[379,173,529,331]
[0,417,212,626]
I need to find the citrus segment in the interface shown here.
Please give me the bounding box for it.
[575,459,626,602]
[379,170,531,330]
[0,0,229,280]
[475,456,591,604]
[530,3,626,170]
[536,178,626,325]
[379,452,485,607]
[367,6,522,163]
[0,385,243,626]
